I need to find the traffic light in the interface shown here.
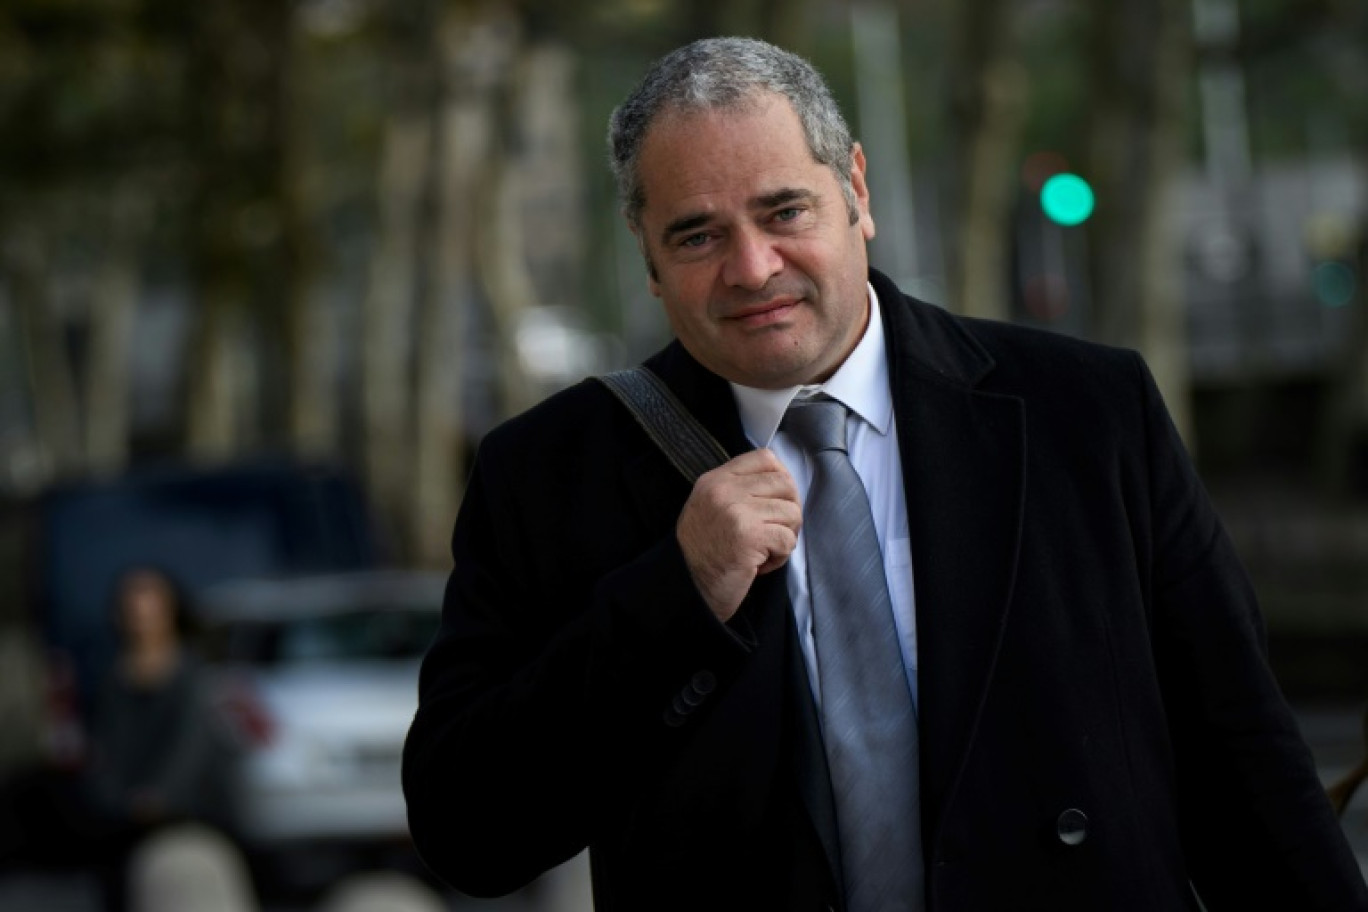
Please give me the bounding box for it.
[1312,261,1356,308]
[1040,173,1095,227]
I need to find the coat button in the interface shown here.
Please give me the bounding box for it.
[691,670,717,694]
[1056,808,1088,846]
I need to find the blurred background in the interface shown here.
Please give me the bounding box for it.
[1,0,1366,909]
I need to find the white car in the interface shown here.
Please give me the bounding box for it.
[196,571,444,887]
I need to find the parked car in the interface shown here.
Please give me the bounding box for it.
[30,458,383,713]
[195,570,444,892]
[0,459,385,878]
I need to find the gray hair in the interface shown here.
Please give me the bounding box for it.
[608,37,858,229]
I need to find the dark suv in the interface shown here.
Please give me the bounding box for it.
[28,458,382,712]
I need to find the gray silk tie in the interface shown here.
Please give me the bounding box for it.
[783,397,924,912]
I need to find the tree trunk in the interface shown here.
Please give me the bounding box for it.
[184,0,261,460]
[851,1,920,290]
[11,230,81,482]
[1085,0,1193,440]
[272,3,335,459]
[1137,0,1194,443]
[409,2,505,569]
[362,92,433,560]
[84,190,146,476]
[946,0,1028,320]
[478,149,536,419]
[479,40,579,415]
[186,286,247,461]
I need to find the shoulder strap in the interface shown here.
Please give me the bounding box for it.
[596,366,730,483]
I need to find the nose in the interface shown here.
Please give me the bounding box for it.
[721,227,782,291]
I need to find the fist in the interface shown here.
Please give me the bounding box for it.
[677,448,801,622]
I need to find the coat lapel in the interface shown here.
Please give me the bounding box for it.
[874,270,1027,854]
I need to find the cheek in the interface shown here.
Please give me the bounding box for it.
[658,278,713,323]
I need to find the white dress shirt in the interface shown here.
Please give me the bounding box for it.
[730,284,918,711]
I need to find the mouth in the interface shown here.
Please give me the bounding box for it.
[725,298,801,329]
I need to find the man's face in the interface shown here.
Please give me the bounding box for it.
[631,95,876,389]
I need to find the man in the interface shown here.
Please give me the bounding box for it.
[403,37,1367,911]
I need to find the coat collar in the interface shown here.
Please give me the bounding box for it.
[868,268,996,389]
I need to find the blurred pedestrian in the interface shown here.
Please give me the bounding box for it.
[404,36,1367,911]
[85,566,233,912]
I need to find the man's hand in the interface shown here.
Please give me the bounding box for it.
[677,448,801,623]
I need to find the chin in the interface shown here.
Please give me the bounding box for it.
[731,362,817,390]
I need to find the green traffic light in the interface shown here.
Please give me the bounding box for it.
[1041,173,1095,226]
[1312,261,1356,308]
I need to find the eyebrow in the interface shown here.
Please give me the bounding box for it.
[660,187,820,246]
[756,187,817,209]
[662,213,712,245]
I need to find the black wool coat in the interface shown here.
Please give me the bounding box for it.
[403,269,1367,911]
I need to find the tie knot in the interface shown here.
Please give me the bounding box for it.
[781,397,849,454]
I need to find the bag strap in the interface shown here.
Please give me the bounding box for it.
[596,366,730,484]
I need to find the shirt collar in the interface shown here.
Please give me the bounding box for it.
[731,282,893,448]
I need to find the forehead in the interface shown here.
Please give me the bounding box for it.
[635,97,829,219]
[124,571,168,591]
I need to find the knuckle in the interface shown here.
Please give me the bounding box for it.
[694,471,720,495]
[695,479,727,510]
[723,500,751,529]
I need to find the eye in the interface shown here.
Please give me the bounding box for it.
[775,207,802,222]
[680,232,710,249]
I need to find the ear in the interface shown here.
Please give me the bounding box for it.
[627,216,662,297]
[850,143,876,242]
